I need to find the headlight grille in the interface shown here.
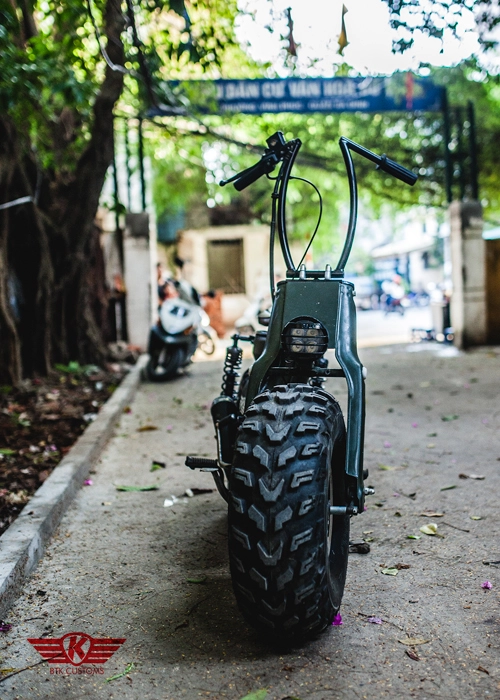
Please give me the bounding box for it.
[281,316,328,359]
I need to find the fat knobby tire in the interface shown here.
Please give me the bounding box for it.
[228,383,349,642]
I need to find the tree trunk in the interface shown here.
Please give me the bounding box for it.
[0,0,126,384]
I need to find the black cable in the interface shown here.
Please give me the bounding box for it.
[293,176,323,269]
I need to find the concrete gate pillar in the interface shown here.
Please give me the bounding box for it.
[449,200,486,348]
[123,212,156,350]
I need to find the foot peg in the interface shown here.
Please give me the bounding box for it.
[363,486,375,496]
[185,456,219,471]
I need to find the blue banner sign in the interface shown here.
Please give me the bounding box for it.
[152,76,442,116]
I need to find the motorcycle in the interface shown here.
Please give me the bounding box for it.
[186,131,417,642]
[145,297,201,381]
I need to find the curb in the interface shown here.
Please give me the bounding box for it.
[0,354,148,617]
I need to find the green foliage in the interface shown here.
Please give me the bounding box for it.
[381,0,500,52]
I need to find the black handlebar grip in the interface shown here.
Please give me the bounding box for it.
[378,155,417,186]
[233,155,278,191]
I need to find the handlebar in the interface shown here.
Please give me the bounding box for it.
[339,137,417,186]
[226,152,279,191]
[218,131,417,279]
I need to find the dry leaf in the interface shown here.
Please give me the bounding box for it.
[137,425,159,432]
[420,511,444,518]
[398,637,429,646]
[405,649,420,661]
[420,523,438,536]
[381,568,398,576]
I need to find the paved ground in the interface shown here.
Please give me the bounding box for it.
[0,339,499,700]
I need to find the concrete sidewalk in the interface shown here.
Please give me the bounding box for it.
[0,343,499,699]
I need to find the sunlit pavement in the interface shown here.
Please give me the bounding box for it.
[195,305,434,363]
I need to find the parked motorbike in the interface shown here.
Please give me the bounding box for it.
[145,298,201,381]
[186,131,417,642]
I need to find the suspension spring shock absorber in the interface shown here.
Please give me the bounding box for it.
[221,336,243,400]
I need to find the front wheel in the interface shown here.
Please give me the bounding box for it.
[228,384,349,642]
[145,346,184,381]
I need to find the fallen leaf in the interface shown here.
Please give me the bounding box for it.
[378,464,396,471]
[440,485,457,491]
[405,649,420,661]
[477,666,490,675]
[427,443,436,448]
[427,432,437,437]
[469,474,486,480]
[470,515,482,520]
[407,535,421,540]
[150,461,166,472]
[420,523,438,536]
[395,563,410,570]
[398,637,429,646]
[349,541,370,554]
[381,568,398,576]
[419,381,430,388]
[441,414,459,421]
[186,576,207,584]
[0,448,16,455]
[420,511,444,518]
[239,690,268,700]
[105,662,135,683]
[115,485,159,492]
[137,425,159,432]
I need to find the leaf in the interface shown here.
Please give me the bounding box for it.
[106,662,135,682]
[470,515,482,520]
[406,649,420,661]
[420,523,438,535]
[441,414,459,421]
[239,690,268,700]
[186,575,207,584]
[407,534,421,540]
[150,461,166,472]
[381,568,398,576]
[469,474,485,480]
[440,485,456,491]
[398,637,430,646]
[378,464,396,471]
[115,485,159,492]
[137,425,159,432]
[420,511,444,517]
[0,448,16,455]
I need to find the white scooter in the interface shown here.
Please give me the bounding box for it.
[145,298,202,381]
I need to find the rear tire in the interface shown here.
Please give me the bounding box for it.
[228,384,349,642]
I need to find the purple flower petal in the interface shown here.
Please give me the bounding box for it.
[481,581,492,589]
[411,422,418,428]
[367,616,383,624]
[0,622,12,632]
[384,441,392,448]
[166,425,173,431]
[332,613,343,626]
[84,479,93,486]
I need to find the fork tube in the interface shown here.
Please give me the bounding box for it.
[277,141,301,272]
[336,138,358,273]
[269,179,280,300]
